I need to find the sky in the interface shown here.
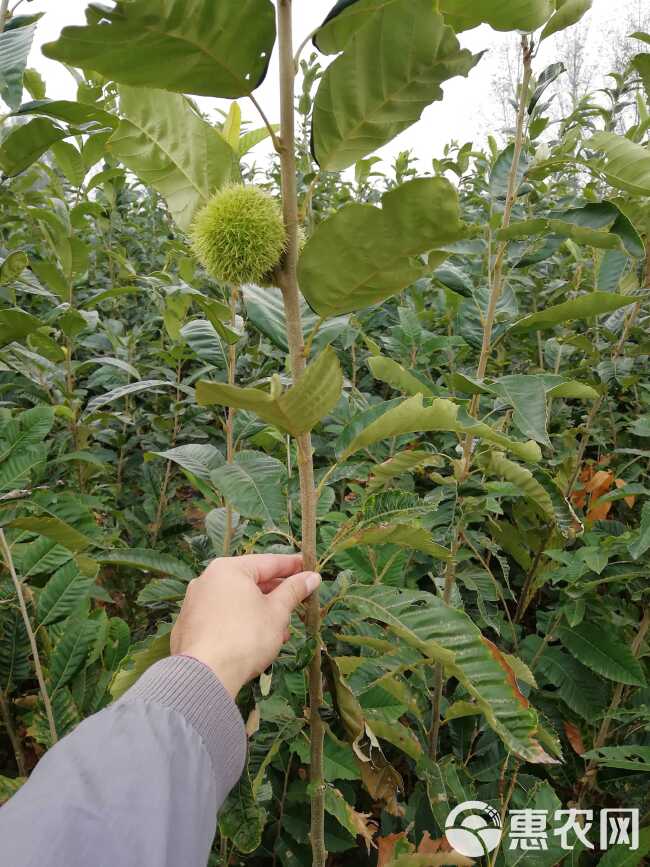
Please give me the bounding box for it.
[25,0,646,171]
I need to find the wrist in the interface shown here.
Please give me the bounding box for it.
[179,647,247,699]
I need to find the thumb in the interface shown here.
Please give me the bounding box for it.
[270,571,321,615]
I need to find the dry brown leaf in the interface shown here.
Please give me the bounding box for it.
[359,757,405,817]
[564,720,585,755]
[615,477,636,508]
[417,833,475,866]
[377,832,410,867]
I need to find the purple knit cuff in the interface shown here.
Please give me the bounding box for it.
[120,655,246,794]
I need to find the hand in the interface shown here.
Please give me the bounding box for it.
[170,554,321,698]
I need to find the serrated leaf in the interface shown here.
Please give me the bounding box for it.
[0,21,37,111]
[540,0,593,41]
[110,630,171,700]
[440,0,553,32]
[581,746,650,772]
[136,578,187,606]
[197,347,343,437]
[219,770,266,854]
[150,444,224,482]
[43,0,276,99]
[109,86,239,230]
[49,617,100,694]
[588,132,650,197]
[241,283,349,352]
[368,356,434,397]
[345,585,554,763]
[181,319,228,367]
[312,1,478,171]
[0,308,42,347]
[509,292,641,333]
[341,395,542,464]
[0,117,73,177]
[558,623,646,686]
[37,561,96,626]
[299,179,464,317]
[210,451,286,526]
[95,549,194,580]
[9,516,94,553]
[368,450,443,492]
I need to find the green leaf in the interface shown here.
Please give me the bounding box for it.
[219,770,266,854]
[0,251,28,285]
[341,395,542,464]
[37,561,96,626]
[558,623,646,686]
[43,0,276,99]
[345,585,555,763]
[108,86,239,230]
[440,0,553,32]
[210,451,286,526]
[588,132,650,196]
[95,549,194,581]
[85,379,180,414]
[110,630,171,700]
[241,284,349,352]
[509,292,641,333]
[137,578,187,606]
[50,141,86,188]
[0,20,37,111]
[368,450,443,492]
[0,308,42,347]
[632,52,650,103]
[49,617,100,694]
[150,444,224,483]
[528,641,607,720]
[299,178,465,317]
[181,319,228,367]
[9,516,93,553]
[629,502,650,560]
[596,826,650,867]
[312,1,478,170]
[0,445,46,492]
[0,604,30,692]
[335,522,450,560]
[497,218,625,251]
[581,746,650,772]
[0,775,26,805]
[540,0,593,41]
[0,117,72,177]
[368,355,434,397]
[490,375,550,446]
[197,347,343,437]
[13,98,116,129]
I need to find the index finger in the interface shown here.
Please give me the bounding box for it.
[207,553,304,587]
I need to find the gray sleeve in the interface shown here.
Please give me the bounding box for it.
[0,656,247,867]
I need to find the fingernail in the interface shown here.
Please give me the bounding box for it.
[305,572,321,594]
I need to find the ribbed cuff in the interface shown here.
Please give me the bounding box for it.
[120,656,246,793]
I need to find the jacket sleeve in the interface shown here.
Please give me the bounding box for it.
[0,655,247,867]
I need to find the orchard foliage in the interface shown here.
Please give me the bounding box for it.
[1,1,650,866]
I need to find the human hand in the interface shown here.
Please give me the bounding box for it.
[170,553,321,698]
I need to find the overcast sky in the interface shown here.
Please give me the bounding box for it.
[26,0,645,171]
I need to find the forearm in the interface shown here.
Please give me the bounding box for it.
[0,656,246,867]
